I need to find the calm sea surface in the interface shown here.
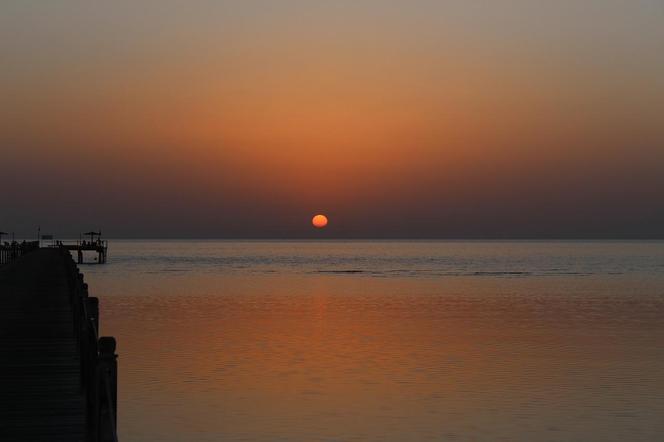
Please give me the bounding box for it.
[81,241,664,441]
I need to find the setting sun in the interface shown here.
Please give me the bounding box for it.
[312,214,328,228]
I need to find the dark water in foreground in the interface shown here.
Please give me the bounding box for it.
[82,241,664,441]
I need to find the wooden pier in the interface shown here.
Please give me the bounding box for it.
[56,231,108,264]
[61,241,109,265]
[0,247,118,441]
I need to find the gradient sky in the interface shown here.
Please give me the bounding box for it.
[1,1,663,238]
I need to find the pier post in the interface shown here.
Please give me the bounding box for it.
[98,337,118,442]
[87,297,99,336]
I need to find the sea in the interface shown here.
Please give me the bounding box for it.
[80,240,664,441]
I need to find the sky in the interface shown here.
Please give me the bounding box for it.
[1,0,663,238]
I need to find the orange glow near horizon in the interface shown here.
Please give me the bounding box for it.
[2,1,663,237]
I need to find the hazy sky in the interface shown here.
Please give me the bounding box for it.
[1,1,663,238]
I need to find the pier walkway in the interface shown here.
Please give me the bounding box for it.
[0,248,118,441]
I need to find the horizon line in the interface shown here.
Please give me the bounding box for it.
[13,236,664,241]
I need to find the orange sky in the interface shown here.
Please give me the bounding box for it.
[1,1,663,237]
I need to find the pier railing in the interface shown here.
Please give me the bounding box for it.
[54,240,109,264]
[0,241,39,265]
[61,248,118,442]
